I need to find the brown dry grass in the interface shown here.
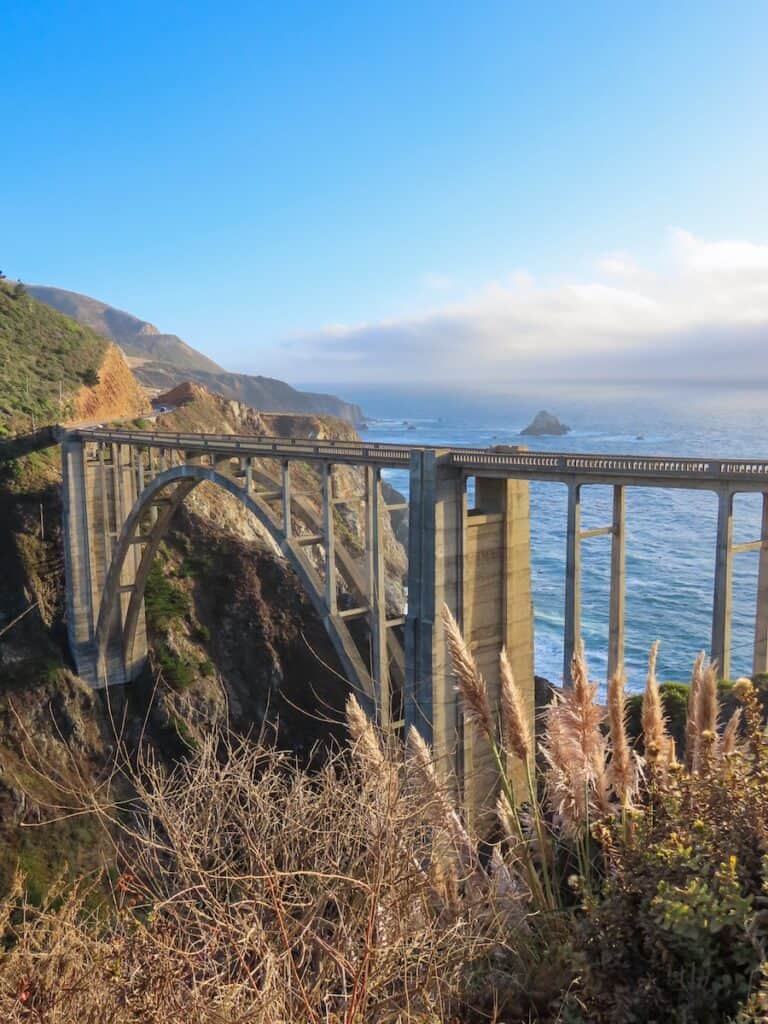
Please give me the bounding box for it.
[2,617,766,1022]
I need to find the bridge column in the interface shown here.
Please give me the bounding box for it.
[607,485,626,680]
[61,435,146,687]
[281,460,292,538]
[404,450,534,824]
[753,494,768,675]
[322,463,337,616]
[62,435,98,683]
[365,466,389,729]
[711,488,734,679]
[463,475,534,823]
[563,482,582,685]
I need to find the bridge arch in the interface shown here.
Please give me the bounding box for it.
[94,464,375,706]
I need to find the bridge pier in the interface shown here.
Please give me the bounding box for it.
[365,467,390,728]
[563,482,626,685]
[607,485,626,680]
[711,488,734,679]
[754,494,768,674]
[563,482,581,685]
[62,437,147,686]
[404,450,534,824]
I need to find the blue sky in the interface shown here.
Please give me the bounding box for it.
[3,1,768,387]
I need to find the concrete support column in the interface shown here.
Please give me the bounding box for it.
[281,460,292,538]
[753,493,768,675]
[97,445,112,574]
[147,449,159,524]
[405,449,458,749]
[365,466,389,728]
[404,451,534,822]
[563,482,582,685]
[711,489,734,679]
[462,475,534,823]
[62,437,97,680]
[322,463,337,616]
[244,457,253,494]
[607,485,626,680]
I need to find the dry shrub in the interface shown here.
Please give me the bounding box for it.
[0,716,524,1023]
[2,617,768,1023]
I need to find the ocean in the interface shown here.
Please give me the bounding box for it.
[338,383,768,694]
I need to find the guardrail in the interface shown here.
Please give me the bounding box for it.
[73,427,768,486]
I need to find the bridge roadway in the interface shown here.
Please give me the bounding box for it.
[75,426,768,490]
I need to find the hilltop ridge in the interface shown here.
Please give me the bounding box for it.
[27,285,223,374]
[28,285,366,426]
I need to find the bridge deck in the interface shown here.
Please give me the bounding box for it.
[73,427,768,490]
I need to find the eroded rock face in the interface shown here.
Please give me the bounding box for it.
[69,343,148,424]
[520,410,570,436]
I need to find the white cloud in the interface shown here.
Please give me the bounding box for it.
[672,228,768,273]
[281,230,768,385]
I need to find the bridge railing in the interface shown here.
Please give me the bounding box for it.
[449,448,768,482]
[76,427,414,465]
[73,427,768,484]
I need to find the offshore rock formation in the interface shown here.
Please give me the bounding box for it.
[520,410,570,436]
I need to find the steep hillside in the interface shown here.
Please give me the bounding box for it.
[0,282,147,435]
[28,285,366,425]
[27,286,223,374]
[0,282,105,434]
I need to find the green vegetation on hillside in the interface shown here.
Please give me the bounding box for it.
[0,280,107,434]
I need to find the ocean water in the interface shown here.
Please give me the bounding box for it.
[347,385,768,693]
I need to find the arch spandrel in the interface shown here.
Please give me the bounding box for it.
[94,464,376,708]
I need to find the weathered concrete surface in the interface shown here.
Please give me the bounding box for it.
[403,451,535,826]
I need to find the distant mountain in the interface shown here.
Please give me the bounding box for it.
[135,362,365,425]
[28,286,365,425]
[27,286,222,374]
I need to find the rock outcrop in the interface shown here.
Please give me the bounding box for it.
[520,410,570,436]
[68,343,148,424]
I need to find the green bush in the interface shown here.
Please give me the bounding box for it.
[78,366,100,387]
[155,641,195,691]
[144,561,191,631]
[194,623,211,644]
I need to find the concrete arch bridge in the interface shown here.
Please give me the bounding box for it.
[61,427,768,814]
